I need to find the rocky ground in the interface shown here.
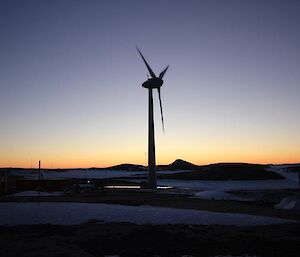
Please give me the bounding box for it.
[0,222,299,257]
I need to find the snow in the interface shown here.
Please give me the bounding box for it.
[268,165,300,182]
[186,165,299,202]
[9,169,192,180]
[193,190,253,201]
[145,178,299,191]
[8,191,63,197]
[214,255,257,257]
[10,169,144,180]
[0,202,295,226]
[274,196,300,210]
[124,165,299,191]
[8,165,299,192]
[8,166,299,200]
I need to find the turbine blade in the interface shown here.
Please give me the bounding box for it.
[159,65,169,79]
[157,88,165,132]
[136,47,157,78]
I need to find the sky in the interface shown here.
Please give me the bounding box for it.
[0,0,299,168]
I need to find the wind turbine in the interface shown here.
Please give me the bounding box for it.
[137,47,169,189]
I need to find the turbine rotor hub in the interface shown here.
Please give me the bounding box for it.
[142,78,163,89]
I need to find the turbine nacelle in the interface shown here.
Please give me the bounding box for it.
[137,47,169,132]
[142,78,163,89]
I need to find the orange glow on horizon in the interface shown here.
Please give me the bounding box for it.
[1,154,299,169]
[1,131,299,168]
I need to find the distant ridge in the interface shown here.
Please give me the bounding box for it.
[0,160,295,180]
[100,160,285,180]
[102,159,199,171]
[1,160,299,172]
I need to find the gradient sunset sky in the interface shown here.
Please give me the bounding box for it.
[1,0,299,168]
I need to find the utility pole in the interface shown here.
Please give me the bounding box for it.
[38,160,41,196]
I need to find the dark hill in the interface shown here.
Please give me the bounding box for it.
[157,159,199,171]
[104,159,198,171]
[168,159,199,170]
[106,164,146,171]
[160,163,284,180]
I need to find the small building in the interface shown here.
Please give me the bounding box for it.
[16,178,74,191]
[0,171,23,194]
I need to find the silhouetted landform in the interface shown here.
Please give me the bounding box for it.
[157,159,199,170]
[89,159,198,171]
[98,159,198,171]
[1,160,299,173]
[0,161,296,181]
[103,161,284,180]
[106,164,146,171]
[159,163,284,180]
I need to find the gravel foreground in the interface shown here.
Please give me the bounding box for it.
[0,222,299,257]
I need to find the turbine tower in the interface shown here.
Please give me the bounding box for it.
[137,47,169,189]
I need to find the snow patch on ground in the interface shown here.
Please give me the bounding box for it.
[11,169,144,180]
[151,178,299,191]
[193,190,253,201]
[10,169,194,180]
[268,165,300,181]
[0,202,295,226]
[214,255,258,257]
[8,191,63,197]
[274,196,300,210]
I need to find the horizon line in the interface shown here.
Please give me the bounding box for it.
[1,160,299,170]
